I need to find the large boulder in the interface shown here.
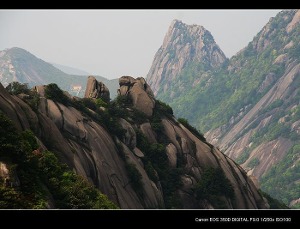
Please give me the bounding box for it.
[84,76,110,103]
[118,76,155,117]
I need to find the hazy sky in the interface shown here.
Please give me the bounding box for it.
[0,10,281,79]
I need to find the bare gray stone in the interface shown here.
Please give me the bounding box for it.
[84,76,110,102]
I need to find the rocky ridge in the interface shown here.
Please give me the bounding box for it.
[146,10,299,207]
[0,76,268,209]
[147,19,227,96]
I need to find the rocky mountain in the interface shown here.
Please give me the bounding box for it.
[0,76,272,209]
[0,47,119,98]
[147,10,300,208]
[147,19,227,97]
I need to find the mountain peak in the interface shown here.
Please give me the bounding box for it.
[0,47,120,98]
[4,47,35,58]
[153,10,300,208]
[147,20,226,96]
[162,19,209,50]
[0,46,68,87]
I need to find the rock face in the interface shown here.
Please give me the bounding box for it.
[286,9,300,33]
[118,76,155,117]
[0,77,268,209]
[146,19,227,96]
[148,10,299,207]
[84,76,110,102]
[144,10,300,208]
[204,10,300,181]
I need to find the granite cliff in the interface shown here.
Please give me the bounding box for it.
[147,19,226,97]
[0,76,269,209]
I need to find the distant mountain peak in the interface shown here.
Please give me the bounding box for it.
[0,47,67,87]
[0,47,119,98]
[147,19,227,96]
[162,19,209,50]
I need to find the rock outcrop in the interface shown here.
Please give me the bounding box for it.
[0,77,268,209]
[84,75,110,102]
[118,76,155,117]
[147,19,227,96]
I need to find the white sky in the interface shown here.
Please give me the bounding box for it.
[0,10,281,79]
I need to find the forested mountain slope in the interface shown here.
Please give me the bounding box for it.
[147,10,300,208]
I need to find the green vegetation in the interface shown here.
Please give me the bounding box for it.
[136,130,183,208]
[38,150,117,209]
[193,167,234,208]
[81,98,98,111]
[258,99,284,115]
[0,111,117,209]
[157,11,299,136]
[95,98,108,108]
[259,190,289,209]
[154,10,300,207]
[115,143,144,197]
[247,158,260,169]
[6,81,31,95]
[5,15,300,208]
[44,88,128,141]
[155,99,173,117]
[260,144,300,208]
[6,82,40,111]
[45,83,70,106]
[125,163,143,196]
[178,118,206,142]
[236,104,298,165]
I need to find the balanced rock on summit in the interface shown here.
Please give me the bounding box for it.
[118,76,155,117]
[84,76,110,103]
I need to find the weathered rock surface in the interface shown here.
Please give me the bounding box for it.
[203,10,300,207]
[84,76,110,102]
[118,76,155,117]
[147,19,227,96]
[0,76,268,209]
[206,61,300,182]
[242,138,293,179]
[286,9,300,33]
